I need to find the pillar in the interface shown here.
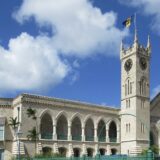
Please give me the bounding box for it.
[53,121,57,140]
[82,126,85,141]
[67,143,73,157]
[94,127,98,142]
[68,122,72,141]
[117,129,120,143]
[106,125,109,142]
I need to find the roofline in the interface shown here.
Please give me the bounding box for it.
[151,92,160,104]
[19,93,120,111]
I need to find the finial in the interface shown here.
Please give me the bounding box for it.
[120,40,124,51]
[147,35,151,48]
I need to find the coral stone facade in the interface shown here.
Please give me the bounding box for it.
[0,36,160,159]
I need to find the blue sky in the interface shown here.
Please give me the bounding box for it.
[0,0,160,107]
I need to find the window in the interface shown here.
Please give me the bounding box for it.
[126,123,131,133]
[126,99,130,108]
[130,82,132,94]
[140,78,147,96]
[141,123,145,133]
[0,126,4,140]
[141,100,145,109]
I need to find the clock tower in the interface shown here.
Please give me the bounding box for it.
[120,32,151,155]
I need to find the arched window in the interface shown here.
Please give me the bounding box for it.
[73,148,80,157]
[109,121,117,142]
[85,118,94,141]
[125,78,132,95]
[57,115,68,140]
[87,148,94,157]
[40,113,53,139]
[42,147,52,156]
[140,77,147,95]
[97,120,106,142]
[58,147,67,157]
[71,117,82,141]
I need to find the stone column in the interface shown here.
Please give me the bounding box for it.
[68,122,72,141]
[82,143,87,156]
[37,117,41,140]
[94,127,98,142]
[94,144,99,156]
[82,126,85,141]
[117,129,120,143]
[53,121,57,140]
[106,145,111,155]
[53,143,58,153]
[67,143,73,157]
[106,125,109,142]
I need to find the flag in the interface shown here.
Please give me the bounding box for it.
[122,15,134,28]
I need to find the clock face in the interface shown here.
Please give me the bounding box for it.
[139,57,147,70]
[124,59,133,72]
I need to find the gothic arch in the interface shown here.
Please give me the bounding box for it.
[85,117,94,141]
[125,77,132,95]
[96,116,107,127]
[139,76,148,95]
[107,118,120,131]
[70,112,83,126]
[40,112,53,139]
[71,116,82,141]
[39,109,53,120]
[56,112,68,140]
[84,114,95,127]
[55,111,68,124]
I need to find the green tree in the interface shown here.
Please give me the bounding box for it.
[27,127,39,153]
[8,117,19,130]
[26,107,38,155]
[26,107,37,120]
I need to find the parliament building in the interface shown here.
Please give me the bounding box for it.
[0,33,160,159]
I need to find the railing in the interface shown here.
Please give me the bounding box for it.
[41,133,53,139]
[72,135,81,141]
[98,136,106,142]
[109,138,117,143]
[57,134,68,140]
[85,136,94,141]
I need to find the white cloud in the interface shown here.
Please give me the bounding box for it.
[151,85,160,99]
[14,0,127,57]
[0,33,69,91]
[0,0,128,93]
[119,0,160,34]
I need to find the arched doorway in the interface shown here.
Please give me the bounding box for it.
[109,121,117,142]
[57,115,68,140]
[99,148,105,155]
[73,148,80,157]
[42,147,52,155]
[71,117,82,141]
[58,147,67,157]
[85,118,94,141]
[97,120,106,142]
[40,113,53,139]
[111,148,117,155]
[87,148,94,157]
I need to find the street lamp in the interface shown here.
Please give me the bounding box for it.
[17,107,23,160]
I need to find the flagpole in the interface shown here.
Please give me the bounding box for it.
[134,13,138,42]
